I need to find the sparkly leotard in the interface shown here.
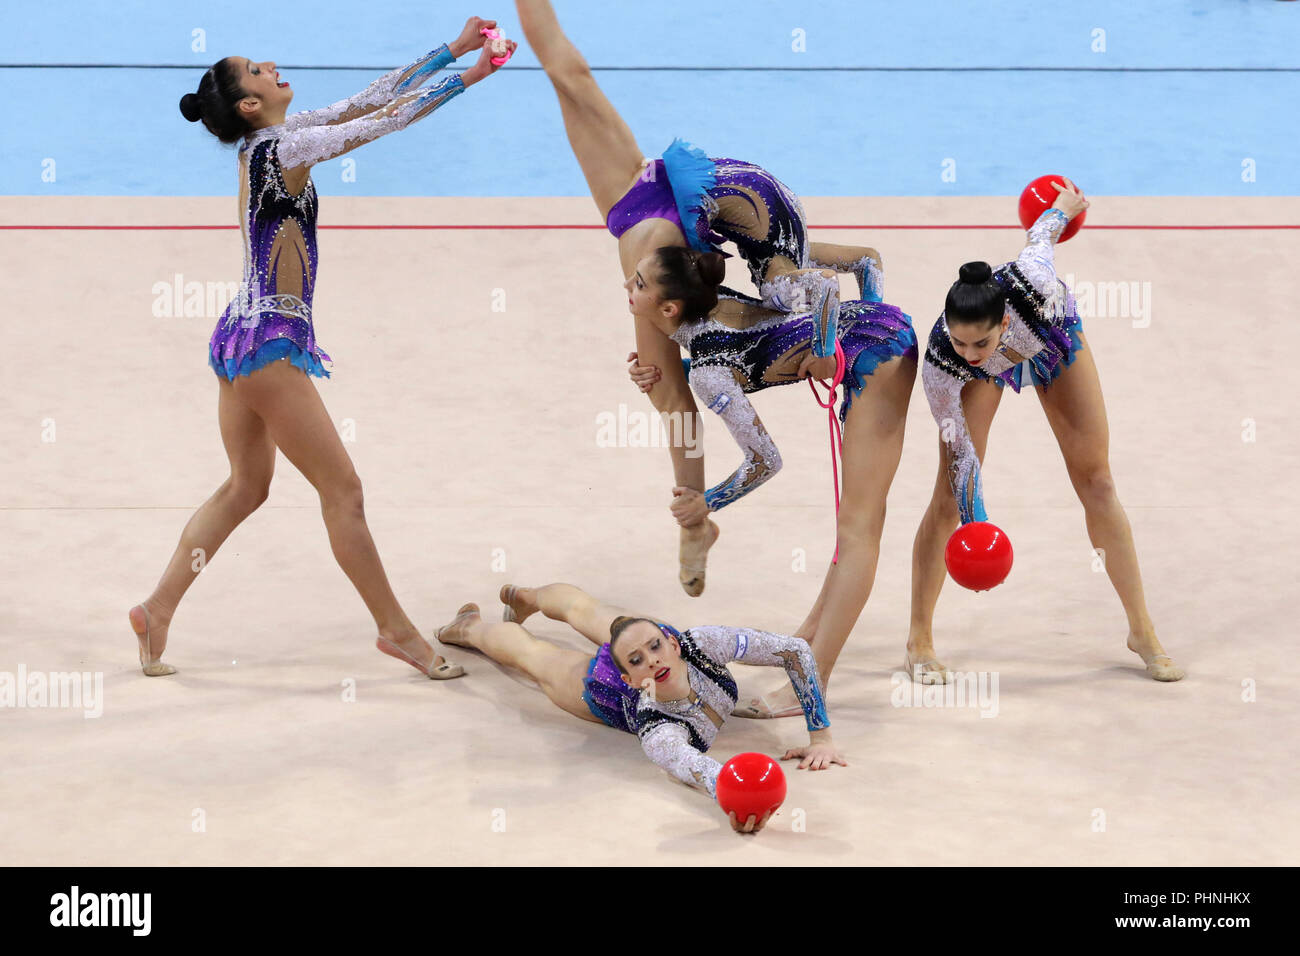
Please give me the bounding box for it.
[209,45,465,380]
[922,209,1083,524]
[605,140,845,360]
[584,624,828,798]
[670,261,916,511]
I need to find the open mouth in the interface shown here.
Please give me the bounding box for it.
[654,667,670,683]
[276,72,288,88]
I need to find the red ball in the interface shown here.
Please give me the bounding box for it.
[1018,175,1086,242]
[945,521,1014,591]
[716,752,787,823]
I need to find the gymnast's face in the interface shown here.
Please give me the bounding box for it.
[948,314,1009,367]
[615,623,689,700]
[625,257,682,326]
[234,56,294,119]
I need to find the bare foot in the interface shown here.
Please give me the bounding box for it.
[732,682,803,719]
[1126,633,1185,682]
[903,643,953,685]
[129,600,176,676]
[435,603,482,649]
[377,625,464,680]
[499,585,537,625]
[679,519,720,597]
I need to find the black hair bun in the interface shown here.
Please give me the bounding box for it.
[695,251,726,286]
[958,261,993,284]
[179,93,202,123]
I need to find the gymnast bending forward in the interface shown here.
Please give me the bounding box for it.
[910,181,1184,683]
[516,0,869,596]
[129,18,515,678]
[435,584,845,832]
[626,243,918,717]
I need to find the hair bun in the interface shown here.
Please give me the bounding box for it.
[694,251,726,286]
[179,92,202,123]
[958,261,993,285]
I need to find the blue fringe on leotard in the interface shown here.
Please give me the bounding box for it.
[662,139,723,253]
[210,336,331,381]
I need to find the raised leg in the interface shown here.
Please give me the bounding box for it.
[515,0,646,217]
[906,379,1003,683]
[1035,334,1183,680]
[130,376,276,672]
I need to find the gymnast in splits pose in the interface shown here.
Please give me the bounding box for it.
[129,17,515,678]
[435,584,843,831]
[516,0,868,596]
[910,180,1184,683]
[626,243,918,716]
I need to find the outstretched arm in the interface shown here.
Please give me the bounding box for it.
[688,365,782,512]
[688,626,829,732]
[275,40,513,170]
[638,722,723,797]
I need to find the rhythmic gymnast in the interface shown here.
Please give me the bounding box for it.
[129,18,515,678]
[434,584,845,831]
[626,244,918,716]
[910,180,1184,683]
[515,0,858,596]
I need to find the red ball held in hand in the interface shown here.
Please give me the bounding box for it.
[1018,175,1086,242]
[944,521,1014,591]
[716,752,787,823]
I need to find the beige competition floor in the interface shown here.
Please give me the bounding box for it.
[1,195,1296,866]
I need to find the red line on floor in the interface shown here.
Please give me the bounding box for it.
[1,223,1297,230]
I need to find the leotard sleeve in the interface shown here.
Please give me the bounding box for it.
[638,722,724,797]
[760,271,842,358]
[688,364,782,511]
[280,45,457,131]
[922,336,986,525]
[275,72,465,170]
[687,625,829,732]
[1015,208,1070,300]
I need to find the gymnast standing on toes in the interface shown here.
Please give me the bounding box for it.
[910,180,1184,684]
[515,0,856,597]
[435,584,844,831]
[128,18,515,678]
[625,243,918,718]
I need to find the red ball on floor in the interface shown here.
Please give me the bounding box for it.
[716,752,786,823]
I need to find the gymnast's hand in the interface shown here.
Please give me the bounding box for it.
[627,351,662,393]
[1049,177,1090,220]
[450,17,497,57]
[782,732,848,772]
[670,487,709,527]
[461,37,517,86]
[729,808,775,834]
[797,352,838,383]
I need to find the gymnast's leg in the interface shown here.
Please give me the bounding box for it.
[438,603,604,722]
[129,376,275,674]
[1035,334,1183,681]
[231,360,458,675]
[515,0,646,218]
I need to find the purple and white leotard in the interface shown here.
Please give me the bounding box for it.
[209,45,466,380]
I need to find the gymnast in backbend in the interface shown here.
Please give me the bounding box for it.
[516,0,871,596]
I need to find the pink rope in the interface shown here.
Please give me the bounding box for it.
[806,341,848,564]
